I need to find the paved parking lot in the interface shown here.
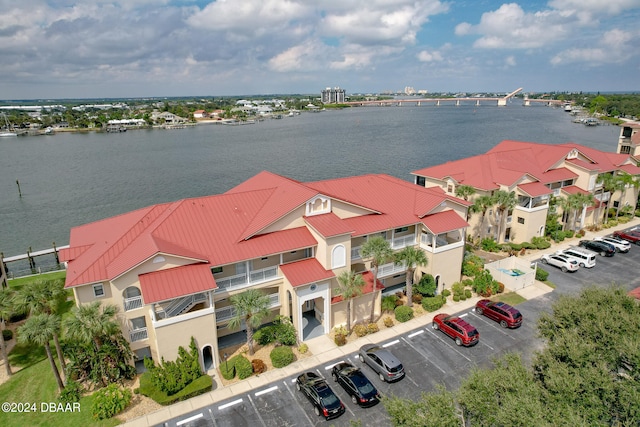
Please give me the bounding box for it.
[150,227,640,427]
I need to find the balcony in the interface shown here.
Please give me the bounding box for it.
[216,293,280,323]
[391,235,416,249]
[351,246,362,260]
[124,296,143,311]
[155,292,208,320]
[215,265,279,292]
[377,261,406,278]
[130,327,148,342]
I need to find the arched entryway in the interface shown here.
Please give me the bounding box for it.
[301,297,325,341]
[202,345,213,371]
[434,274,442,294]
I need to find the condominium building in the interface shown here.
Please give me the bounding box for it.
[412,140,640,244]
[61,171,469,371]
[321,87,346,104]
[617,121,640,157]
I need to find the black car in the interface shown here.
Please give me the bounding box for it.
[331,362,381,407]
[296,372,345,420]
[579,240,615,257]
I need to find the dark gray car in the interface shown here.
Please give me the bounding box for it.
[358,344,405,382]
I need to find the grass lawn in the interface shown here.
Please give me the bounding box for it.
[491,292,527,306]
[7,271,66,291]
[0,359,119,427]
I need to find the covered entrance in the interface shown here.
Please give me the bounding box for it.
[296,282,330,342]
[202,345,214,371]
[302,299,324,340]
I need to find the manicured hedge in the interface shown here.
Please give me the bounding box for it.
[2,329,13,341]
[394,305,414,323]
[140,373,212,406]
[535,266,549,281]
[421,295,445,312]
[235,355,253,379]
[270,346,295,368]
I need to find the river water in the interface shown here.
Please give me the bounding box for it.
[0,104,620,264]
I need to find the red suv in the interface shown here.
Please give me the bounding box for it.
[613,230,640,245]
[475,300,523,328]
[432,314,479,346]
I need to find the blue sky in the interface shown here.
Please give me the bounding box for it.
[1,0,638,99]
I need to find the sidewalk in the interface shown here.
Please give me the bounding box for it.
[124,217,640,426]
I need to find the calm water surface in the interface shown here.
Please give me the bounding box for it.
[0,104,619,259]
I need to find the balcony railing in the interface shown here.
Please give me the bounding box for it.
[156,292,207,319]
[377,261,406,278]
[216,293,280,323]
[130,327,148,342]
[351,246,362,260]
[124,296,143,311]
[216,265,279,291]
[391,235,416,249]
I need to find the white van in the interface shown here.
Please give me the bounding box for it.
[560,247,597,268]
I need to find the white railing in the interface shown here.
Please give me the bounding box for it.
[156,292,207,319]
[124,296,143,311]
[391,235,416,249]
[216,293,280,323]
[377,261,406,278]
[216,265,279,291]
[130,328,148,342]
[351,246,362,260]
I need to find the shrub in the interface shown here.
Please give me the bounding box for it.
[334,334,347,346]
[353,324,368,337]
[464,289,472,299]
[451,281,466,299]
[412,293,423,304]
[497,282,505,293]
[270,346,295,368]
[333,325,348,336]
[59,380,82,404]
[472,270,499,297]
[422,295,445,312]
[394,305,414,323]
[453,294,461,302]
[415,274,436,297]
[531,236,551,250]
[394,299,404,307]
[91,383,132,420]
[251,359,267,374]
[480,238,501,252]
[144,337,203,396]
[220,356,236,380]
[462,254,484,277]
[536,266,549,281]
[140,373,212,406]
[367,322,379,334]
[235,355,253,379]
[254,325,277,345]
[442,289,451,297]
[298,343,308,354]
[255,317,297,346]
[395,291,405,299]
[2,329,13,341]
[565,230,575,238]
[381,295,398,312]
[383,316,394,328]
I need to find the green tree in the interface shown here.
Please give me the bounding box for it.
[0,289,14,377]
[493,190,517,242]
[65,301,120,352]
[394,246,428,307]
[228,289,271,356]
[596,173,616,225]
[361,236,393,322]
[18,313,65,392]
[455,184,476,201]
[471,194,494,239]
[334,270,365,334]
[615,173,639,219]
[560,193,594,231]
[13,279,68,371]
[384,384,461,427]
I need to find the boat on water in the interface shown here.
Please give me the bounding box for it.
[583,118,599,126]
[0,113,17,137]
[563,102,572,112]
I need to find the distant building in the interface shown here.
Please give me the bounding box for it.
[616,121,640,157]
[321,87,346,104]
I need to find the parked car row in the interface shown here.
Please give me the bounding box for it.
[540,234,633,273]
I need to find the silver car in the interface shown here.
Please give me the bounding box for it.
[358,344,405,382]
[595,236,631,253]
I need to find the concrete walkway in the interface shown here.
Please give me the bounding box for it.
[124,217,640,427]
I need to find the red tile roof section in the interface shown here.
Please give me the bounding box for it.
[421,210,469,234]
[331,271,384,303]
[561,185,590,195]
[517,181,553,197]
[280,258,335,288]
[139,264,217,304]
[304,213,354,238]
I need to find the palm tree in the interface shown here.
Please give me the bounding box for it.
[0,289,14,377]
[334,271,365,334]
[65,301,120,352]
[493,191,517,242]
[394,246,428,308]
[472,194,494,239]
[615,174,639,219]
[596,173,616,225]
[455,184,476,201]
[360,236,393,323]
[561,193,594,231]
[228,289,271,356]
[18,313,65,392]
[14,279,67,371]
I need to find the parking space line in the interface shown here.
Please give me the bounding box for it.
[218,398,243,410]
[383,339,400,347]
[459,313,468,318]
[255,385,278,396]
[325,360,344,370]
[283,379,316,426]
[207,408,218,427]
[177,413,203,426]
[247,394,267,427]
[408,330,424,338]
[401,336,446,374]
[425,326,472,362]
[478,340,495,351]
[469,312,517,340]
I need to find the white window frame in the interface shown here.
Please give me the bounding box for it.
[93,283,105,298]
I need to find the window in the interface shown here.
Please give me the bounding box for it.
[416,176,426,187]
[212,266,223,274]
[447,184,454,193]
[517,217,525,224]
[394,227,408,233]
[93,284,105,298]
[331,245,346,268]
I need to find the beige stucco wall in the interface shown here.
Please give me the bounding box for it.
[261,205,307,234]
[427,245,464,290]
[154,312,217,366]
[331,292,376,329]
[330,199,376,218]
[509,206,548,243]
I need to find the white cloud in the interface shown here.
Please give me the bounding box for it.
[551,29,638,66]
[417,49,443,62]
[505,55,516,67]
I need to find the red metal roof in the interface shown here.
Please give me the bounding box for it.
[538,167,578,184]
[304,213,354,238]
[280,258,335,288]
[331,271,384,303]
[139,263,217,304]
[422,210,469,234]
[517,181,553,197]
[628,287,640,300]
[561,185,590,196]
